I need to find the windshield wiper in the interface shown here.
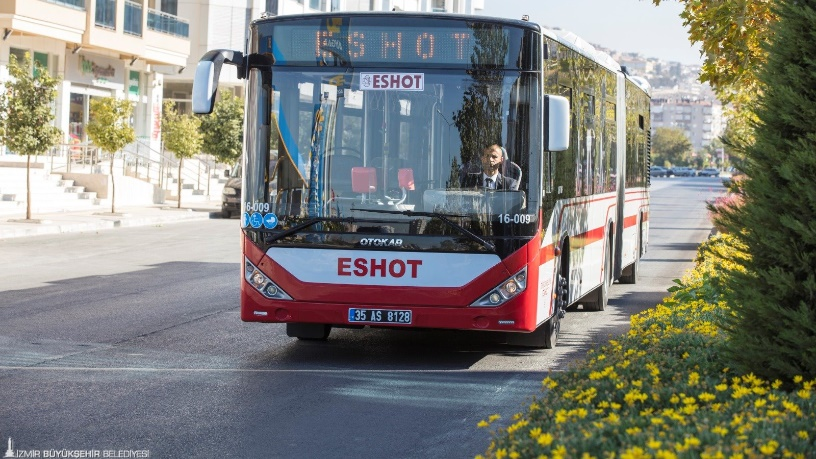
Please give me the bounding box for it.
[259,217,343,244]
[352,208,496,252]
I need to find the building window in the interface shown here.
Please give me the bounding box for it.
[162,0,178,15]
[95,0,116,29]
[9,48,51,77]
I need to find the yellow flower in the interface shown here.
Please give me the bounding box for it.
[796,431,809,440]
[477,420,489,428]
[537,433,554,446]
[489,414,501,422]
[542,377,558,389]
[793,375,803,383]
[654,451,678,459]
[797,389,811,399]
[699,392,716,402]
[711,426,728,436]
[509,452,520,459]
[759,440,779,455]
[529,427,543,439]
[496,449,508,459]
[647,440,662,449]
[688,372,700,386]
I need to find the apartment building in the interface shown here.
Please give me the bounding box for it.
[0,0,190,154]
[650,96,724,153]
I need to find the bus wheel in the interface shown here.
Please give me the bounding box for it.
[619,223,641,284]
[585,244,611,312]
[287,323,332,340]
[544,271,569,348]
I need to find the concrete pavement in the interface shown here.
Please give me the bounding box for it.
[0,200,225,239]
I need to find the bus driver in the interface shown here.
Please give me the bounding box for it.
[460,144,520,191]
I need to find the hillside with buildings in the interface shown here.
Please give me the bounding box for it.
[597,46,725,157]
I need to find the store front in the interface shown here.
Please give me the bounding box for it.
[64,52,124,143]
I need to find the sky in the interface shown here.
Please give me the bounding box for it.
[477,0,704,65]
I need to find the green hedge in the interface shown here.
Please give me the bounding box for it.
[478,234,816,458]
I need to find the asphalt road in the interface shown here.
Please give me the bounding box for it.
[0,176,724,458]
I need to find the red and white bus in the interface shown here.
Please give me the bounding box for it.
[193,12,651,348]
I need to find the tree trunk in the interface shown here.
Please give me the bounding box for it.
[177,158,183,209]
[25,154,32,220]
[110,153,116,214]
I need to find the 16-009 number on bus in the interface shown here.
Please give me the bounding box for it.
[499,214,534,224]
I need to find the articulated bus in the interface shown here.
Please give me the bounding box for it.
[193,12,651,348]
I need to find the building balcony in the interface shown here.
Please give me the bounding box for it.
[147,8,189,38]
[0,0,191,68]
[0,0,87,43]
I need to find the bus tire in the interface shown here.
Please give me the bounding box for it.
[506,248,568,349]
[620,222,642,284]
[585,242,611,311]
[287,323,332,340]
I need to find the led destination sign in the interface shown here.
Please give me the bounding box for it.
[257,17,526,68]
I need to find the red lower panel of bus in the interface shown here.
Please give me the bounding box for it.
[240,234,545,333]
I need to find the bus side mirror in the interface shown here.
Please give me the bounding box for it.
[193,49,245,114]
[545,95,570,151]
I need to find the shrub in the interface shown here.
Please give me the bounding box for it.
[478,235,816,459]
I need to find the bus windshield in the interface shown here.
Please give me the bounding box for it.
[245,67,540,238]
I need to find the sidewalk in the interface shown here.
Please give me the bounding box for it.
[0,200,224,240]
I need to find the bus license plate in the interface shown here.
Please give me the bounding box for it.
[348,308,412,324]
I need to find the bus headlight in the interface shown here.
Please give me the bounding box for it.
[471,267,527,307]
[244,257,293,300]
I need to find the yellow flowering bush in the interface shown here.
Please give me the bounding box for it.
[478,234,816,458]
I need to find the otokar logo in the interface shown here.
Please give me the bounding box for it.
[359,237,403,247]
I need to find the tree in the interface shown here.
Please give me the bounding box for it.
[199,90,243,165]
[0,53,62,220]
[651,127,692,167]
[652,0,778,147]
[162,101,203,209]
[712,0,816,383]
[86,97,136,214]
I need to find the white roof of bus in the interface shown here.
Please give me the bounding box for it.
[542,27,652,96]
[543,28,621,73]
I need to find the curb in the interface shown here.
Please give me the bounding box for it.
[0,209,219,240]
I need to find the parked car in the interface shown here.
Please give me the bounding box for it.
[698,168,720,177]
[221,164,242,219]
[650,166,668,177]
[669,166,697,177]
